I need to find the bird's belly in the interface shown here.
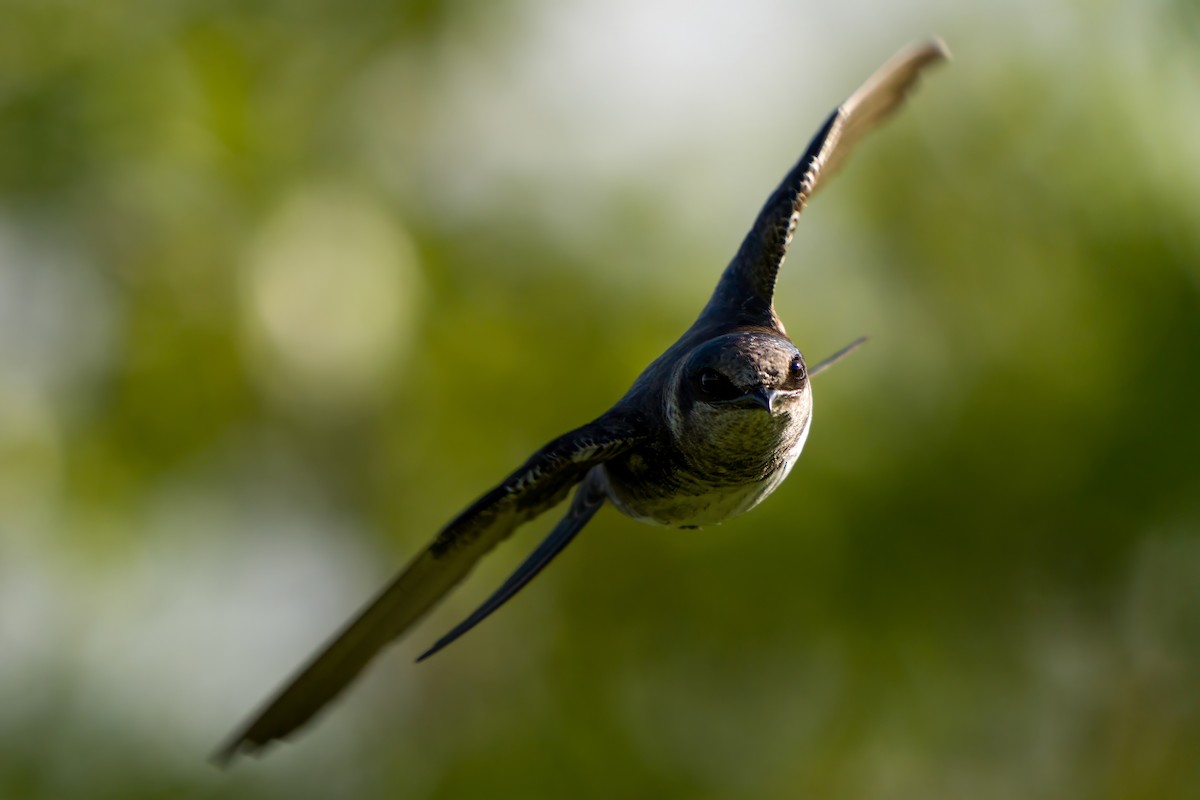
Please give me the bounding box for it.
[611,472,791,528]
[599,432,805,529]
[600,400,811,529]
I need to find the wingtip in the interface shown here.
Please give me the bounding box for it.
[209,735,260,769]
[889,37,952,73]
[872,38,951,80]
[922,36,952,63]
[209,741,241,770]
[414,625,458,662]
[209,722,281,769]
[808,335,870,378]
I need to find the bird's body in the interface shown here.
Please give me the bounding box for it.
[217,38,948,763]
[601,329,813,528]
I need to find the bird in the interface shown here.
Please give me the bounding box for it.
[215,38,948,764]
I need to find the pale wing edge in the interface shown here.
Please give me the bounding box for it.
[704,37,948,322]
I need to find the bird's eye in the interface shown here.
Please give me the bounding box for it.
[786,356,806,388]
[695,368,738,400]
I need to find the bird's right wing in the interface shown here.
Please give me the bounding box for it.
[808,336,869,378]
[415,472,608,662]
[214,413,645,764]
[704,38,949,325]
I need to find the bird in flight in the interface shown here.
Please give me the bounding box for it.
[216,38,948,763]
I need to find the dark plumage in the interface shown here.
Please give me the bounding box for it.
[216,38,948,764]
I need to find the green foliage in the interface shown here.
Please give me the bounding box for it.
[2,2,1198,798]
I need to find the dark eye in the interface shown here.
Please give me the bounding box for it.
[695,368,738,401]
[787,355,806,387]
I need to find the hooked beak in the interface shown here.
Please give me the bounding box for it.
[742,386,780,414]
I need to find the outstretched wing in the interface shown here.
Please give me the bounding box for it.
[416,471,607,662]
[215,414,645,764]
[703,38,949,326]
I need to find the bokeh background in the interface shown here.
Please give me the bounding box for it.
[2,0,1198,797]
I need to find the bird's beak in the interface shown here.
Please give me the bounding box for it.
[743,387,780,414]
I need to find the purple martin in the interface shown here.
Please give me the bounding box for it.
[216,38,948,763]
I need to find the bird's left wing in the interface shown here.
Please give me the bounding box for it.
[215,413,645,764]
[703,38,949,325]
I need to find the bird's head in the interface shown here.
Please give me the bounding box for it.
[666,331,812,464]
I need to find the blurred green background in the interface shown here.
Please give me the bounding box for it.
[2,0,1198,798]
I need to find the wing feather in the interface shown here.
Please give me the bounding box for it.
[214,415,644,763]
[703,38,949,324]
